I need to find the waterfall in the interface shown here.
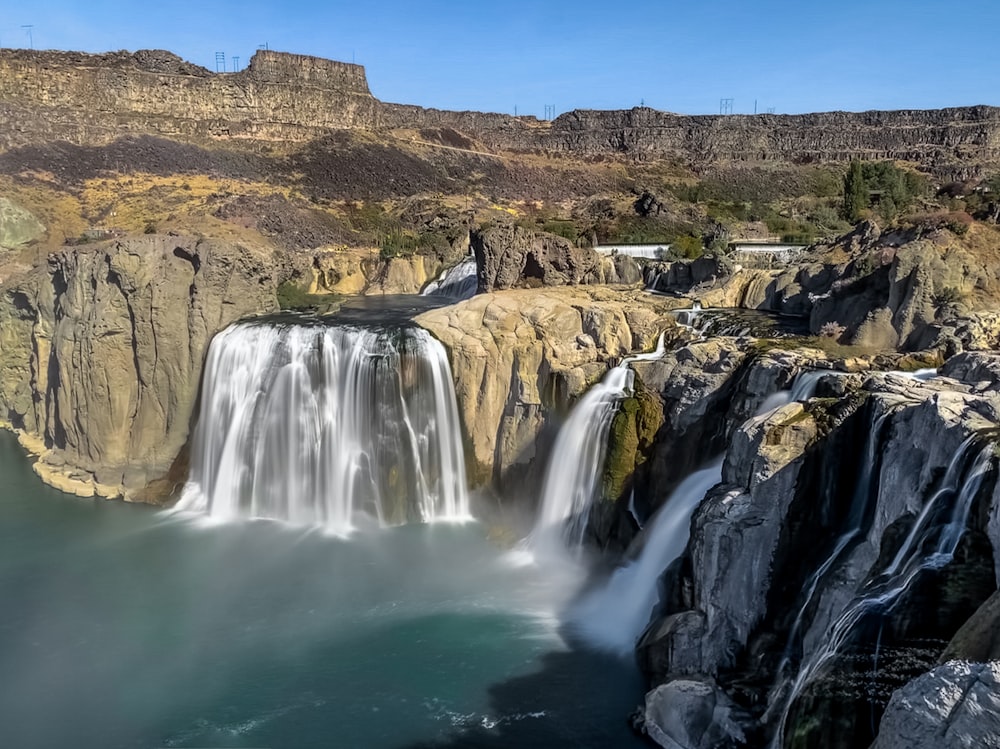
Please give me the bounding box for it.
[421,255,478,300]
[771,409,892,686]
[175,321,471,534]
[570,458,724,653]
[768,435,992,748]
[530,365,634,555]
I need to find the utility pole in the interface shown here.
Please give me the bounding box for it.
[21,25,33,49]
[232,55,239,71]
[215,52,226,72]
[719,98,733,115]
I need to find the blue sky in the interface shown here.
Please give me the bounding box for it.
[3,0,997,117]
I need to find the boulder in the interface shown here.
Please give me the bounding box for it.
[471,222,604,292]
[640,679,746,749]
[872,661,1000,749]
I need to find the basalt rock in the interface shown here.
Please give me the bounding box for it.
[871,661,1000,749]
[470,223,604,292]
[634,368,1000,748]
[0,235,280,500]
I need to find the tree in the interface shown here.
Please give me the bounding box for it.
[842,160,868,221]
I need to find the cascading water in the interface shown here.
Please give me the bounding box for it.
[570,458,724,653]
[175,320,471,534]
[770,408,892,689]
[421,255,478,300]
[530,365,634,555]
[768,435,993,748]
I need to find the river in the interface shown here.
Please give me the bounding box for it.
[0,430,646,749]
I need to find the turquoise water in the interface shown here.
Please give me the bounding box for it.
[0,431,646,749]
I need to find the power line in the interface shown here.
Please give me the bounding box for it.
[21,25,33,50]
[719,97,733,115]
[215,51,226,73]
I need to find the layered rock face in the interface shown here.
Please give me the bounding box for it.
[630,351,1000,748]
[0,49,380,148]
[1,48,998,175]
[0,235,279,499]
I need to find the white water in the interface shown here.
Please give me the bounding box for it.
[530,365,634,555]
[623,331,667,363]
[422,255,478,300]
[771,410,892,686]
[570,458,724,653]
[176,321,471,534]
[769,436,991,748]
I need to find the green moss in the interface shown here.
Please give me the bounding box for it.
[276,281,341,313]
[601,380,664,502]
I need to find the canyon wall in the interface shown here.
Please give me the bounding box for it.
[1,49,998,174]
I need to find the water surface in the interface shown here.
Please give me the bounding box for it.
[0,431,645,749]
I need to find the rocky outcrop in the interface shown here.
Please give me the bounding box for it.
[658,222,1000,353]
[471,223,627,293]
[0,197,44,251]
[632,357,1000,748]
[0,235,280,499]
[872,661,1000,749]
[416,286,677,491]
[638,679,746,749]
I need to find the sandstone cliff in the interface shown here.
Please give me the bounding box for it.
[416,286,677,492]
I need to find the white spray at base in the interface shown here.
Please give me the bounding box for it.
[175,321,471,534]
[567,367,836,654]
[569,457,724,653]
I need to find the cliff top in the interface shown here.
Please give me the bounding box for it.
[0,47,371,94]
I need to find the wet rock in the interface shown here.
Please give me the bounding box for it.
[872,661,1000,749]
[640,679,746,749]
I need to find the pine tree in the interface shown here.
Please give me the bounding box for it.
[842,160,868,222]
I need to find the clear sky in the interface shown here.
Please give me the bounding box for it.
[2,0,998,118]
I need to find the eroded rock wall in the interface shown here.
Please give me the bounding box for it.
[0,235,279,499]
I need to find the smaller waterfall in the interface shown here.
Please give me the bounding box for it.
[530,365,634,555]
[570,458,724,653]
[623,332,667,363]
[772,409,892,684]
[768,436,992,748]
[421,255,478,300]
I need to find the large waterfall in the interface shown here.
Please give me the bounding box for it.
[530,365,634,555]
[176,321,471,533]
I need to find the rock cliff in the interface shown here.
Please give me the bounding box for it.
[1,48,998,175]
[416,286,677,492]
[631,352,1000,748]
[0,235,280,499]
